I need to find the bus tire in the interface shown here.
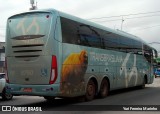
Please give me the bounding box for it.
[44,96,55,101]
[99,78,109,98]
[85,79,96,101]
[140,77,146,89]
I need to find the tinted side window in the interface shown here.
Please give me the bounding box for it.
[60,17,143,54]
[143,44,152,63]
[102,32,120,51]
[119,36,135,53]
[78,25,101,48]
[61,17,79,44]
[61,17,102,48]
[133,40,142,54]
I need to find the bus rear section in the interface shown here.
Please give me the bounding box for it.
[5,11,60,97]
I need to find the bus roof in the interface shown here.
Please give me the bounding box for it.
[8,8,156,51]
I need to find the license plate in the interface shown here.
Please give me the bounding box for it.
[23,88,32,92]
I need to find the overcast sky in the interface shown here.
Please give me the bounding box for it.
[0,0,160,52]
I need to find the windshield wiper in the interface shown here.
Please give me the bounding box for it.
[11,35,45,40]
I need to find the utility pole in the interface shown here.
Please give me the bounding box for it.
[29,0,37,10]
[121,17,124,30]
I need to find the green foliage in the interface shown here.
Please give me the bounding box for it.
[155,58,160,63]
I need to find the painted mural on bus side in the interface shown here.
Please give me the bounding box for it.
[61,50,88,96]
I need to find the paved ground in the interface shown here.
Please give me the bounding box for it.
[0,77,160,114]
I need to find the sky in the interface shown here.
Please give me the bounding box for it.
[0,0,160,53]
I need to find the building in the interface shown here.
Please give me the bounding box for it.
[0,42,5,73]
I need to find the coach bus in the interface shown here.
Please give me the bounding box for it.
[5,9,157,101]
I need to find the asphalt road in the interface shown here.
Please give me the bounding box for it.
[1,78,160,114]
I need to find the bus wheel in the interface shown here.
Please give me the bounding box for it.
[99,79,109,98]
[44,96,55,101]
[85,79,96,101]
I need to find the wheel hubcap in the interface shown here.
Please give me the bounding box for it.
[88,85,94,96]
[102,84,107,94]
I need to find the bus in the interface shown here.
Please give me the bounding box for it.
[5,9,157,101]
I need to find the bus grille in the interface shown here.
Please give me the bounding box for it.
[12,44,44,58]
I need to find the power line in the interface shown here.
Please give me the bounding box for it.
[93,14,160,22]
[148,42,160,44]
[87,11,160,20]
[126,14,160,20]
[131,25,160,31]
